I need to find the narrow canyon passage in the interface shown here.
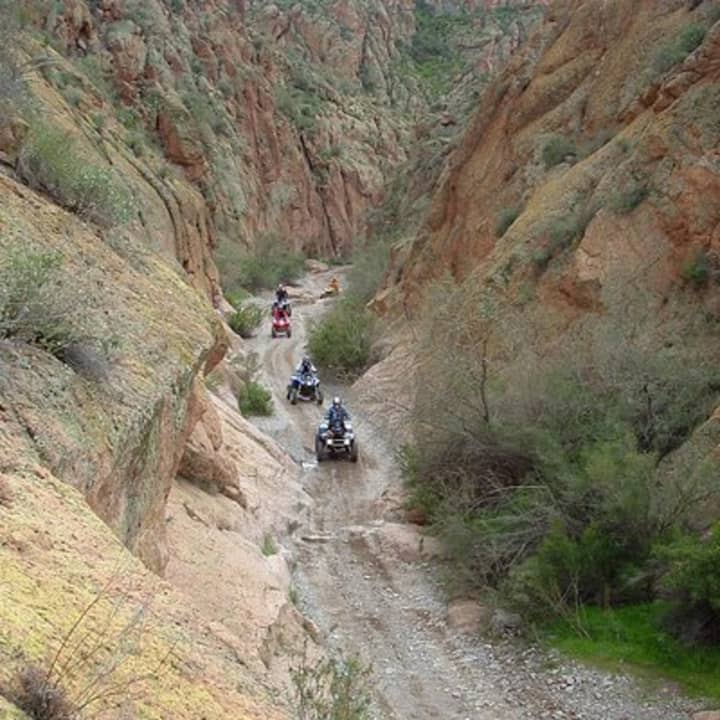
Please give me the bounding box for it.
[242,270,697,720]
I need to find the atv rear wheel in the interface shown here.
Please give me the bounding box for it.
[287,327,292,338]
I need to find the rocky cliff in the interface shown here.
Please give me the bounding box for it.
[27,0,546,272]
[378,0,720,333]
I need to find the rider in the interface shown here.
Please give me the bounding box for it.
[296,355,317,377]
[276,283,289,305]
[325,396,350,427]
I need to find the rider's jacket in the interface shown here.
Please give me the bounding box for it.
[326,406,350,426]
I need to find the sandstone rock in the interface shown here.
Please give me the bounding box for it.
[693,712,720,720]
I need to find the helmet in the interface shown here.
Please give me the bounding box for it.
[332,396,342,407]
[302,356,310,365]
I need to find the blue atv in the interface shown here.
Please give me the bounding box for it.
[315,417,358,462]
[287,372,323,405]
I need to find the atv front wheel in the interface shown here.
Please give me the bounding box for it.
[349,440,358,463]
[290,388,298,405]
[316,389,324,405]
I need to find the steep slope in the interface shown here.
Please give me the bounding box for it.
[23,0,546,266]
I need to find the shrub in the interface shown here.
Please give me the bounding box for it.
[682,249,711,288]
[214,234,305,294]
[541,134,577,169]
[307,297,376,376]
[11,665,75,720]
[292,650,372,720]
[657,526,720,643]
[609,184,648,214]
[18,123,135,227]
[346,236,393,304]
[495,206,521,238]
[0,246,88,356]
[651,24,706,79]
[401,276,720,620]
[261,532,278,557]
[238,380,273,416]
[228,302,263,338]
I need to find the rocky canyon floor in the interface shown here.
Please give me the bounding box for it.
[239,268,707,720]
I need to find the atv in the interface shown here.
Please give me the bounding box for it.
[271,308,291,338]
[287,372,323,405]
[315,418,358,462]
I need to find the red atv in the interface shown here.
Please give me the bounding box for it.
[271,306,291,338]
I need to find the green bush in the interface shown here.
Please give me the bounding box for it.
[609,185,648,214]
[651,24,706,78]
[401,276,720,624]
[542,135,577,169]
[18,123,135,227]
[228,302,263,338]
[495,206,521,238]
[292,651,372,720]
[214,234,305,294]
[682,249,711,288]
[307,297,376,376]
[657,526,720,643]
[0,246,87,355]
[238,380,273,416]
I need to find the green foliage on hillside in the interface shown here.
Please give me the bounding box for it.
[402,277,720,650]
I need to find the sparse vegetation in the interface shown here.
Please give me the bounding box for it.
[214,234,305,294]
[261,532,278,556]
[307,297,376,377]
[495,206,521,238]
[227,301,263,338]
[402,277,720,639]
[18,122,135,227]
[0,246,92,358]
[238,380,273,416]
[292,647,372,720]
[650,24,706,80]
[609,184,648,214]
[682,249,711,288]
[541,134,577,169]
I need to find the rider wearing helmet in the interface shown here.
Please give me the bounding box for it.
[326,396,350,426]
[296,355,317,377]
[276,283,289,304]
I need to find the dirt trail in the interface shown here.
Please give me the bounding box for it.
[244,271,700,720]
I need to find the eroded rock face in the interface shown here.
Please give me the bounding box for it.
[37,0,544,265]
[0,175,223,573]
[380,0,720,336]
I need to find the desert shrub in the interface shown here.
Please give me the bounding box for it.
[682,249,711,288]
[402,276,720,621]
[609,184,648,214]
[307,297,376,376]
[346,235,393,304]
[292,650,372,720]
[18,122,135,226]
[651,24,706,79]
[11,665,75,720]
[227,301,263,338]
[657,525,720,643]
[214,234,304,294]
[238,380,273,416]
[0,246,89,356]
[261,532,278,556]
[541,134,577,169]
[495,206,521,238]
